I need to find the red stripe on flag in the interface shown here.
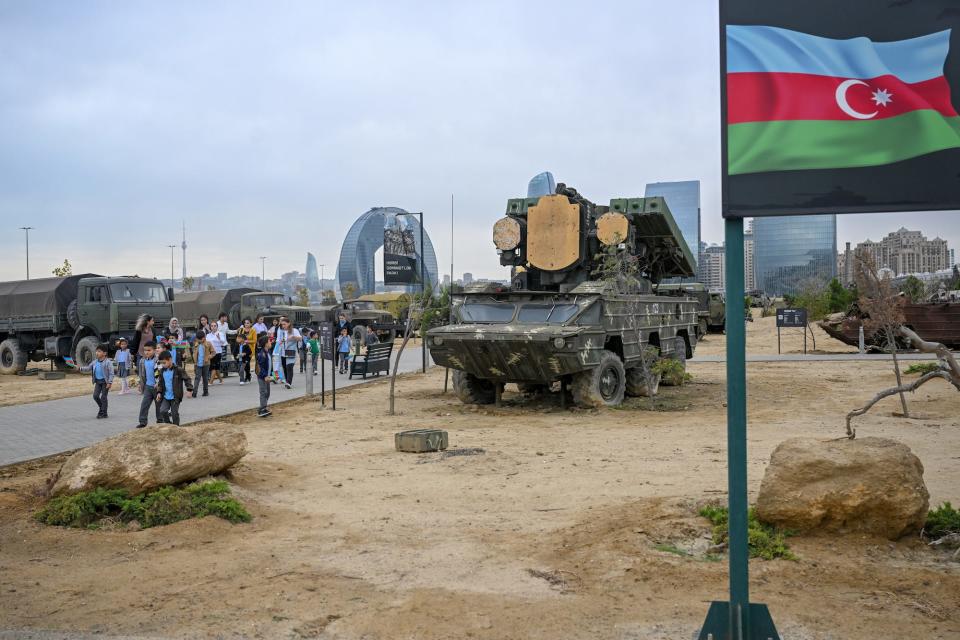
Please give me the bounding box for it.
[728,72,958,124]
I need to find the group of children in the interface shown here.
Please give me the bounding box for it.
[78,314,382,425]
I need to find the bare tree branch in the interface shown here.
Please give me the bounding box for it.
[845,370,959,438]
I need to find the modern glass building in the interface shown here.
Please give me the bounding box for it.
[644,180,700,281]
[753,214,837,297]
[336,207,439,297]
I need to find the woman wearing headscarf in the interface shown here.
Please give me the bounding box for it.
[167,317,185,341]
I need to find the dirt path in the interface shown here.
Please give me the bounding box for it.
[1,360,958,639]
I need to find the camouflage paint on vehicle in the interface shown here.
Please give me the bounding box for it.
[427,183,700,407]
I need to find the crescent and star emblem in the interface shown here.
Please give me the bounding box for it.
[835,79,894,119]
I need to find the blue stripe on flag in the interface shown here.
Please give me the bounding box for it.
[727,25,951,84]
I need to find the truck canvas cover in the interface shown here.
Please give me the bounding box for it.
[0,274,100,318]
[172,288,257,325]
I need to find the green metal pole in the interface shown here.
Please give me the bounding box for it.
[725,216,749,637]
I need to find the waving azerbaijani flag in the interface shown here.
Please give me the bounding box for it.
[727,26,960,175]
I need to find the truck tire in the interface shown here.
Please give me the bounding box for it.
[698,318,708,338]
[74,336,100,369]
[0,338,28,375]
[659,337,688,387]
[453,370,496,405]
[571,350,625,408]
[67,299,81,330]
[228,303,242,328]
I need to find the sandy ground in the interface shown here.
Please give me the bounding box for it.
[695,309,856,356]
[1,355,959,639]
[0,371,95,408]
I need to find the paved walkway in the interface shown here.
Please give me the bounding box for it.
[0,345,430,467]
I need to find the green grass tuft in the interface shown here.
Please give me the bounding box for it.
[652,358,693,386]
[925,502,960,539]
[904,362,941,376]
[36,480,250,529]
[654,543,692,557]
[698,505,797,561]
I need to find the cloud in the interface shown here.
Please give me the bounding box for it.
[0,1,955,283]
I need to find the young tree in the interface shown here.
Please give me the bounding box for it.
[900,275,925,303]
[826,277,856,313]
[295,285,310,307]
[342,282,357,300]
[181,276,195,291]
[851,251,909,423]
[321,289,337,303]
[51,259,73,277]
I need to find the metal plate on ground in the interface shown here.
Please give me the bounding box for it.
[395,429,448,453]
[38,371,66,380]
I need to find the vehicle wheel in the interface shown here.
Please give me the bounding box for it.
[571,350,625,408]
[453,370,496,405]
[659,337,688,387]
[625,367,660,397]
[74,336,100,369]
[0,338,28,375]
[228,303,242,327]
[698,318,708,338]
[66,299,81,330]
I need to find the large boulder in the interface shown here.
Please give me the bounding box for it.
[755,437,928,540]
[50,425,247,497]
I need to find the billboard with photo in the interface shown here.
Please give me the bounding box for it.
[721,0,960,217]
[383,215,419,285]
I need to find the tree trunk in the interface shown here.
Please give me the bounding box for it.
[886,328,909,418]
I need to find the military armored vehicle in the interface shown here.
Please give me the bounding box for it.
[427,184,700,408]
[312,299,400,340]
[0,274,173,373]
[655,283,725,336]
[174,288,317,335]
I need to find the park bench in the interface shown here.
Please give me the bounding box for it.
[349,342,393,379]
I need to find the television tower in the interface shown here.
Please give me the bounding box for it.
[181,221,187,281]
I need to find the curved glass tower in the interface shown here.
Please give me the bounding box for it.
[337,207,439,297]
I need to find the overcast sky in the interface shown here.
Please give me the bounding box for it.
[1,1,957,283]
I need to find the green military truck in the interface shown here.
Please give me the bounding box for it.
[0,274,173,373]
[312,299,400,340]
[655,283,725,336]
[173,288,319,336]
[427,184,699,408]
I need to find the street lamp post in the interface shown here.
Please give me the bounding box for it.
[167,245,176,287]
[259,256,267,288]
[20,227,34,280]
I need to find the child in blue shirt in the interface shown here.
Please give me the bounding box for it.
[77,343,114,419]
[115,338,131,394]
[155,351,193,425]
[337,328,352,374]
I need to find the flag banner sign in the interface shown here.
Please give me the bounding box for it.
[383,215,420,285]
[721,0,960,217]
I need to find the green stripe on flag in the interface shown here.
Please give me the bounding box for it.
[728,111,960,175]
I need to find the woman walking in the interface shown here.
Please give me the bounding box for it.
[131,314,155,367]
[275,316,302,385]
[235,317,257,384]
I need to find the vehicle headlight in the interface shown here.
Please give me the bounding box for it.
[553,337,565,349]
[433,336,444,346]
